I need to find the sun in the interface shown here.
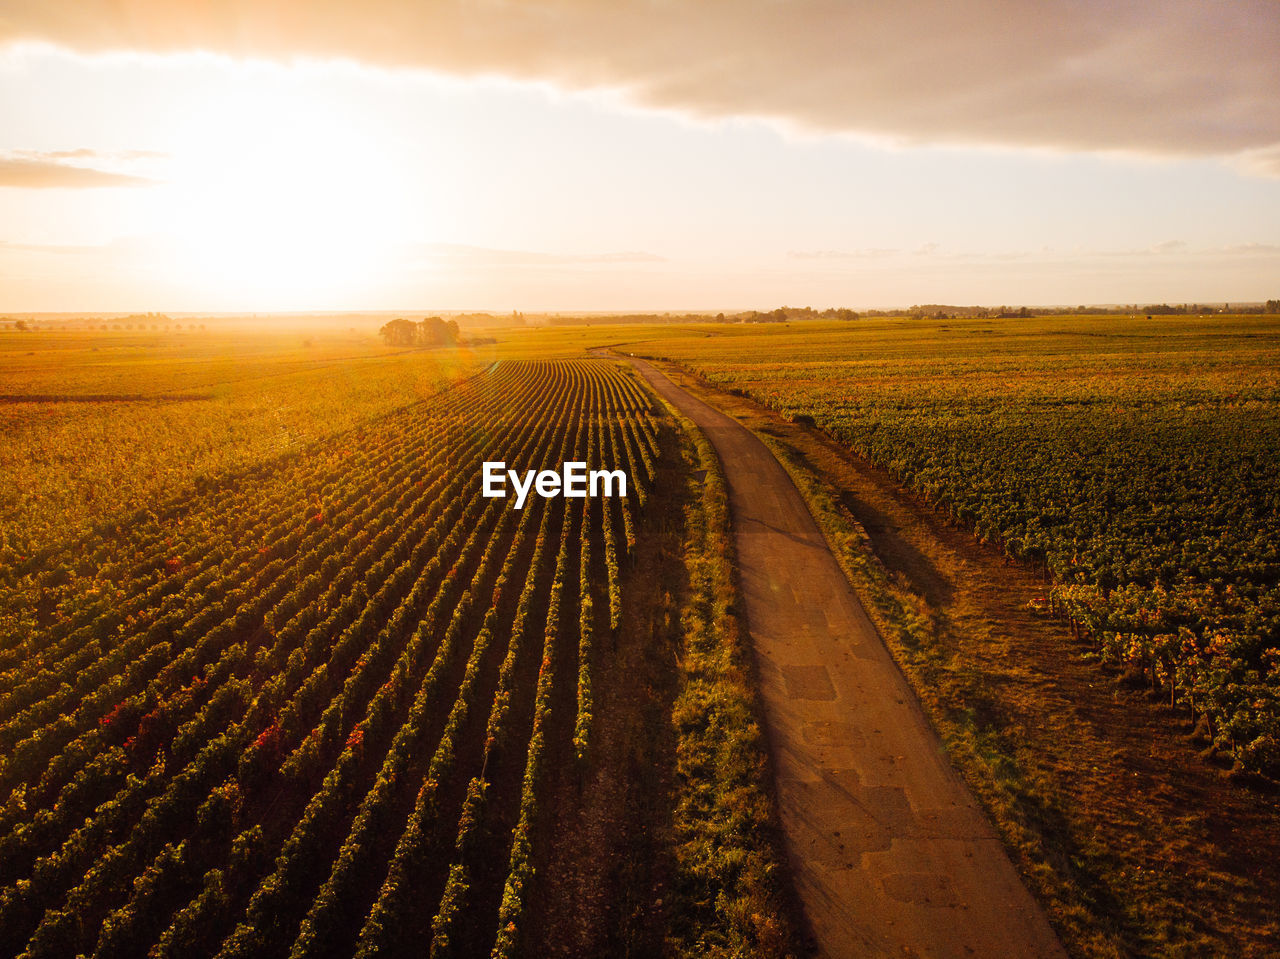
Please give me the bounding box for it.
[163,66,412,308]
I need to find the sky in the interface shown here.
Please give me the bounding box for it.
[1,0,1278,312]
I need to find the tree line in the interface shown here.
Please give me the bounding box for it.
[378,317,461,348]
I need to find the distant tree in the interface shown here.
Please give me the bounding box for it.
[418,316,460,347]
[1266,299,1280,314]
[378,317,460,348]
[378,318,419,347]
[14,319,27,331]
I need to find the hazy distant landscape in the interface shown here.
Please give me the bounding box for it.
[6,299,1280,332]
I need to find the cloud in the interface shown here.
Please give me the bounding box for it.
[1082,241,1280,260]
[0,240,102,254]
[1231,144,1280,178]
[1219,242,1280,256]
[781,241,1280,270]
[568,250,667,264]
[1,1,1278,167]
[789,248,901,260]
[24,148,168,162]
[0,236,170,258]
[0,152,156,188]
[412,243,665,267]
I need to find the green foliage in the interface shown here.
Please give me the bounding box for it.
[0,359,660,958]
[663,406,798,959]
[653,314,1280,775]
[0,331,476,568]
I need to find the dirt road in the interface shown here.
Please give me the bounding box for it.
[625,356,1067,959]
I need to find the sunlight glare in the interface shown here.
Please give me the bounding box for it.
[165,69,412,307]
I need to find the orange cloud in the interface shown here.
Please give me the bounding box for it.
[416,244,665,266]
[1,1,1278,165]
[0,155,154,188]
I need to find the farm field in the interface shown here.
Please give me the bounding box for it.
[617,314,1280,956]
[0,323,733,571]
[0,332,479,568]
[3,316,1280,957]
[0,340,793,959]
[633,314,1280,776]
